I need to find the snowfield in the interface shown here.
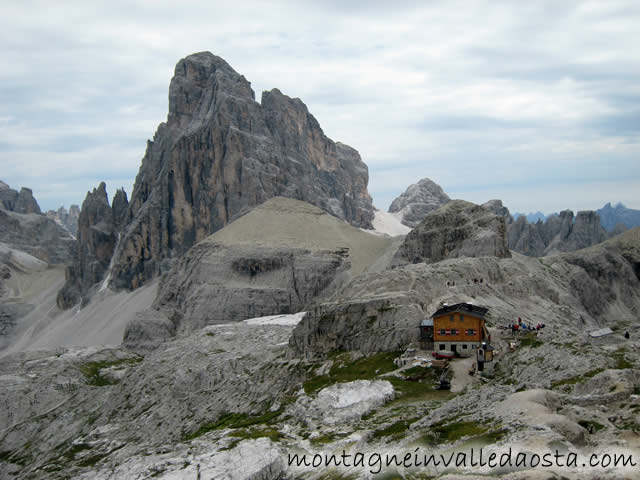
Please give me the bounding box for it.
[370,209,411,236]
[243,312,307,326]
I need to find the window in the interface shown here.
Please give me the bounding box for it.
[439,344,446,350]
[460,314,465,322]
[466,329,476,336]
[439,329,446,335]
[450,329,458,335]
[450,315,454,322]
[463,344,468,349]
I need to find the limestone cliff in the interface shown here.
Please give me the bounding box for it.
[393,200,511,265]
[508,209,608,256]
[108,52,374,291]
[0,181,74,264]
[388,177,450,228]
[57,183,119,308]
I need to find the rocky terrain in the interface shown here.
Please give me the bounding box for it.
[0,181,75,265]
[388,177,450,228]
[1,190,638,478]
[126,197,395,347]
[57,183,129,309]
[2,50,639,479]
[87,52,376,295]
[507,209,609,257]
[393,200,511,266]
[46,205,80,237]
[386,179,616,258]
[0,181,41,215]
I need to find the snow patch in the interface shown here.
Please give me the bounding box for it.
[243,312,307,326]
[367,209,411,237]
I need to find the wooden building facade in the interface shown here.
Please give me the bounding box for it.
[431,302,489,357]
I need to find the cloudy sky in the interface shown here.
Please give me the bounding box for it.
[1,1,638,214]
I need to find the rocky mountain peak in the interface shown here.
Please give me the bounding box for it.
[168,51,254,132]
[85,52,376,294]
[388,177,450,228]
[57,183,118,308]
[481,199,513,223]
[0,182,42,214]
[111,188,129,230]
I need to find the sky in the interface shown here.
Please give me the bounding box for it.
[1,0,639,215]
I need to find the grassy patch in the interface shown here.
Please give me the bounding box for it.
[551,368,605,389]
[303,352,397,395]
[611,349,633,369]
[317,471,359,480]
[309,432,348,446]
[62,443,92,461]
[422,420,493,445]
[223,427,284,449]
[371,417,421,441]
[388,367,454,403]
[520,333,543,348]
[78,357,142,386]
[184,409,282,440]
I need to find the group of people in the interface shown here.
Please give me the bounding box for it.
[510,317,545,334]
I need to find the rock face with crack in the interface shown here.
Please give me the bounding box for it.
[393,200,512,265]
[105,52,374,292]
[388,177,450,228]
[57,183,120,308]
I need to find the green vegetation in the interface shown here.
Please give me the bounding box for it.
[62,443,92,461]
[551,368,605,389]
[371,417,421,441]
[303,352,397,394]
[578,420,605,433]
[421,419,502,446]
[78,357,142,386]
[317,471,358,480]
[309,432,348,445]
[611,348,633,369]
[77,453,108,467]
[388,366,454,403]
[520,333,543,348]
[184,409,283,440]
[223,427,283,449]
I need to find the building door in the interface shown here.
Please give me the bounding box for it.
[451,344,457,353]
